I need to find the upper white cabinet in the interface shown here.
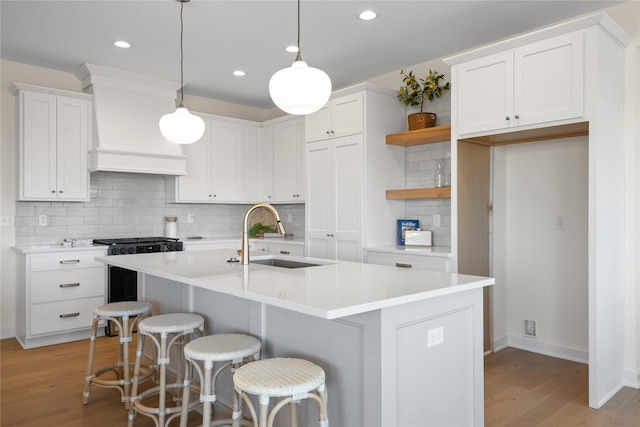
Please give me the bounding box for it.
[169,116,244,203]
[12,84,91,201]
[456,31,584,136]
[305,93,364,142]
[305,84,405,262]
[273,118,305,203]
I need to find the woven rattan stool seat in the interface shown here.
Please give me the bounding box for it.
[184,334,261,363]
[234,358,325,398]
[93,301,152,318]
[234,358,329,427]
[138,313,204,334]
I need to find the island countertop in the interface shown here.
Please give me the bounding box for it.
[96,249,494,320]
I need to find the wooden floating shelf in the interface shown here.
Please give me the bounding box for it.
[386,125,451,146]
[459,121,589,146]
[386,187,451,200]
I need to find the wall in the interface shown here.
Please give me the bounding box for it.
[493,138,589,361]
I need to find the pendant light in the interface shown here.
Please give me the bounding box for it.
[269,0,331,115]
[159,0,205,144]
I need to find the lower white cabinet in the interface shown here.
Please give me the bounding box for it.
[365,250,451,273]
[15,248,107,348]
[249,240,304,257]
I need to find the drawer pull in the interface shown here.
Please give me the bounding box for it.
[279,251,290,255]
[59,312,80,318]
[59,259,80,264]
[396,263,412,268]
[59,282,80,288]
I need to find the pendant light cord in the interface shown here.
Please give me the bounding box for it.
[179,0,185,107]
[295,0,303,62]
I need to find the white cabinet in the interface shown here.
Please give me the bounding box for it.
[169,117,244,203]
[305,84,406,262]
[244,124,265,202]
[12,84,91,201]
[306,135,363,262]
[305,93,364,143]
[272,118,305,203]
[456,31,584,135]
[365,251,451,273]
[15,248,107,348]
[249,240,304,257]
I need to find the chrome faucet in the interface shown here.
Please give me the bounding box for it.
[239,203,286,265]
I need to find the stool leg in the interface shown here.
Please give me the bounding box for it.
[158,332,168,427]
[128,331,147,427]
[289,401,299,427]
[82,315,100,404]
[202,360,213,427]
[179,357,193,427]
[121,314,131,409]
[259,395,269,427]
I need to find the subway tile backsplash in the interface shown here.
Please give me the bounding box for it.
[404,141,452,247]
[15,172,305,246]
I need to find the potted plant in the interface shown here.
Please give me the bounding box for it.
[249,222,276,238]
[397,69,450,131]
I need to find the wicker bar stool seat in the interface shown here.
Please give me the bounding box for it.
[179,334,262,427]
[128,313,205,427]
[233,358,329,427]
[83,301,154,409]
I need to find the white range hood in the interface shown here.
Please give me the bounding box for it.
[74,63,187,175]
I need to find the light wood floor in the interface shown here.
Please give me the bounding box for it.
[1,336,639,426]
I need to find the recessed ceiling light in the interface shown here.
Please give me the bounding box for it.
[114,40,131,49]
[285,45,299,53]
[359,10,377,21]
[233,70,246,77]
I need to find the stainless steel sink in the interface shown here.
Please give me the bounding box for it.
[252,258,324,269]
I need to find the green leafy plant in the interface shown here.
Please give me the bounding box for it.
[249,222,275,238]
[397,69,450,113]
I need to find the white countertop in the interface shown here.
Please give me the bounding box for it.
[182,237,304,246]
[13,244,108,254]
[96,249,493,320]
[364,245,452,257]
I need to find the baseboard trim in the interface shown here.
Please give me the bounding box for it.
[1,326,16,340]
[493,334,588,364]
[623,369,640,389]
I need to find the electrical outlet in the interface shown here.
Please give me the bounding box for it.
[524,319,537,338]
[187,214,194,224]
[287,214,293,223]
[0,216,14,227]
[427,326,444,348]
[433,214,441,227]
[38,215,47,226]
[556,215,566,230]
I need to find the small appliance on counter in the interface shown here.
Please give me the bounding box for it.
[404,230,433,247]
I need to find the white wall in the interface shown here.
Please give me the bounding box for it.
[493,138,589,361]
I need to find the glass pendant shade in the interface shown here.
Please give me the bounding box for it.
[159,107,205,144]
[269,59,332,115]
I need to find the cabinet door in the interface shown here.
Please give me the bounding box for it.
[331,93,363,138]
[457,51,514,135]
[20,91,57,199]
[514,31,584,126]
[273,118,303,202]
[332,135,363,262]
[177,118,212,202]
[244,124,263,203]
[305,140,332,258]
[305,104,331,142]
[210,120,243,202]
[55,96,90,200]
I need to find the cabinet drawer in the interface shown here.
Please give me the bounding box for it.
[31,268,105,303]
[29,250,106,271]
[30,296,104,335]
[366,252,450,272]
[268,243,304,257]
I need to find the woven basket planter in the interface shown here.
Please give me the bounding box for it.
[408,112,436,131]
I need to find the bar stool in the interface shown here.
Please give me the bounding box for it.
[179,334,262,427]
[233,358,329,427]
[82,301,154,409]
[128,313,205,427]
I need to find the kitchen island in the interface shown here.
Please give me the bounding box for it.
[97,249,494,426]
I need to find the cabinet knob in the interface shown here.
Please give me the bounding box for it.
[326,131,330,136]
[59,190,63,193]
[208,194,212,197]
[515,114,520,119]
[505,116,510,121]
[51,190,56,193]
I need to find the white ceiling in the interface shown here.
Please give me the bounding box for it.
[0,0,623,110]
